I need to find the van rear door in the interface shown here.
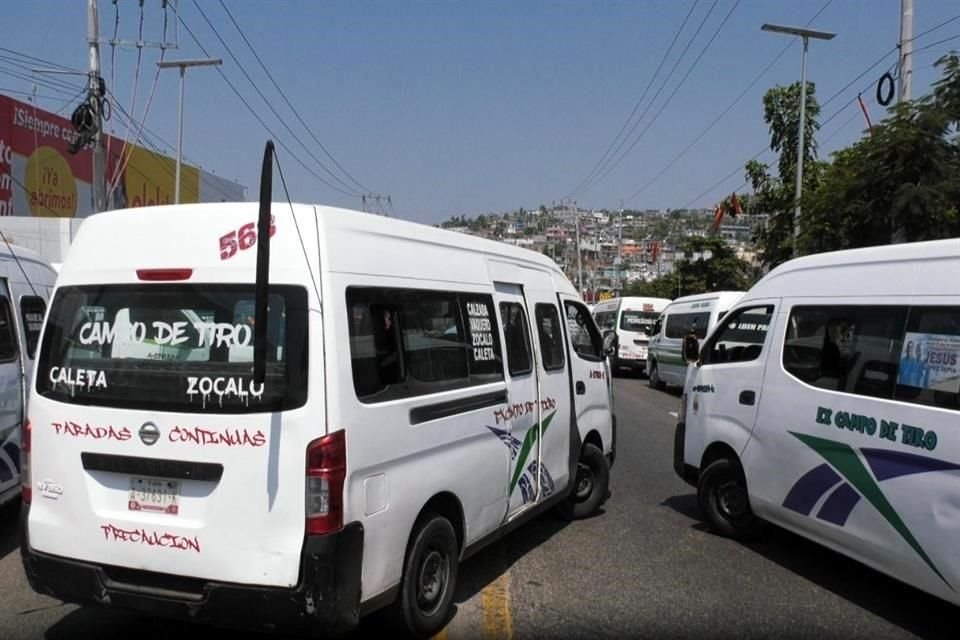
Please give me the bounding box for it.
[27,282,314,588]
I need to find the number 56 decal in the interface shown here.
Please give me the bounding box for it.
[219,217,276,260]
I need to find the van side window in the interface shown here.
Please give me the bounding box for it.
[0,298,17,362]
[565,301,602,361]
[783,306,908,400]
[20,296,47,359]
[346,287,505,403]
[666,312,710,339]
[535,303,565,371]
[499,302,533,376]
[702,305,773,365]
[893,306,960,411]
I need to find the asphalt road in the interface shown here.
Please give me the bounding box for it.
[0,376,956,639]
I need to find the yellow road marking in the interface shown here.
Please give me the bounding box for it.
[481,570,513,640]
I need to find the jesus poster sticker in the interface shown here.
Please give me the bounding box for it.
[898,332,960,392]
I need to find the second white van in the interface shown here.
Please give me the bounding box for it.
[646,291,743,390]
[592,296,671,376]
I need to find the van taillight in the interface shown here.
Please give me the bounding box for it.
[305,430,345,535]
[136,268,193,281]
[21,419,31,504]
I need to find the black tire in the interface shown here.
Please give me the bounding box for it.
[697,457,762,540]
[557,443,610,520]
[648,361,665,390]
[389,512,459,639]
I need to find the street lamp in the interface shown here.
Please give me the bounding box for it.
[761,23,835,256]
[158,58,222,204]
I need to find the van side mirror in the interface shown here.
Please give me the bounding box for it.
[644,325,655,337]
[683,334,700,364]
[602,330,618,357]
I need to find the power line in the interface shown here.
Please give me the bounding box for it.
[570,0,721,200]
[178,16,363,200]
[0,46,81,73]
[187,3,363,198]
[566,0,699,200]
[913,32,960,55]
[217,0,372,196]
[625,0,833,204]
[578,0,742,198]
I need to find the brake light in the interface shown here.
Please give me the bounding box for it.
[136,268,193,281]
[21,419,31,504]
[305,430,346,535]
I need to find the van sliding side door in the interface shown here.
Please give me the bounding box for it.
[0,279,22,499]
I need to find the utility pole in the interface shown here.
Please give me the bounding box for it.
[573,200,583,295]
[898,0,913,103]
[892,0,913,244]
[617,200,623,294]
[88,0,107,213]
[761,24,836,257]
[158,58,222,204]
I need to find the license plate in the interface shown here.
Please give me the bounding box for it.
[129,477,181,515]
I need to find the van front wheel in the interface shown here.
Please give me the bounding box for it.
[697,457,761,540]
[557,443,609,520]
[391,513,459,638]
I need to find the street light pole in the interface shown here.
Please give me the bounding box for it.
[761,23,835,257]
[158,58,222,204]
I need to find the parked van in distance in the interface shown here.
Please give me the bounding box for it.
[19,200,616,639]
[592,296,671,376]
[645,291,743,390]
[675,238,960,610]
[0,243,57,510]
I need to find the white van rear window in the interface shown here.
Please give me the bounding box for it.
[35,284,309,413]
[620,310,658,332]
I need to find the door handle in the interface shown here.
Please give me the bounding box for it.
[576,381,586,395]
[739,390,756,406]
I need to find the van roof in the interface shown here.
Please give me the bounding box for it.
[745,237,960,299]
[666,290,744,305]
[60,202,577,293]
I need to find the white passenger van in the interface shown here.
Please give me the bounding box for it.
[645,291,743,390]
[675,238,960,609]
[0,243,57,510]
[20,199,617,638]
[592,296,671,376]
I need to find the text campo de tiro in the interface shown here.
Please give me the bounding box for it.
[815,405,939,451]
[50,319,269,404]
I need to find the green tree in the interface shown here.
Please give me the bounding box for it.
[624,236,754,299]
[798,53,960,254]
[748,81,824,268]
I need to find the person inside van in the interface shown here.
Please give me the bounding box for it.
[821,317,859,390]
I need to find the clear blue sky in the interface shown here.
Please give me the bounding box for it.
[3,0,959,224]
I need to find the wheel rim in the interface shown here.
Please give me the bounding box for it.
[416,547,449,615]
[714,477,748,520]
[574,461,594,501]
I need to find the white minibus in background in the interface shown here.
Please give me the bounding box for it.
[19,198,616,639]
[645,291,743,390]
[675,238,960,610]
[592,296,671,376]
[0,243,57,510]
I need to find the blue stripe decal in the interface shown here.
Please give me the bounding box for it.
[0,456,12,483]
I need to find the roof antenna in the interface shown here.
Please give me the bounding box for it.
[254,140,274,386]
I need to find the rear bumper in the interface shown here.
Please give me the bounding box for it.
[20,506,365,636]
[612,355,647,371]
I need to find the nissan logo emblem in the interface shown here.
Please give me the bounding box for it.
[139,422,160,446]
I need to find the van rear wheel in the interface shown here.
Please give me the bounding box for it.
[648,361,665,390]
[697,457,761,540]
[390,512,459,638]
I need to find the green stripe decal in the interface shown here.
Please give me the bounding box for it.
[509,410,556,494]
[790,431,952,590]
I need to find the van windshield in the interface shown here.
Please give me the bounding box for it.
[620,310,659,333]
[35,284,309,413]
